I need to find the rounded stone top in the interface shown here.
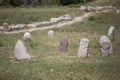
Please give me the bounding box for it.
[3,22,9,26]
[23,32,32,42]
[99,35,110,49]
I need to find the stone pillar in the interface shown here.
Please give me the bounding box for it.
[59,36,68,53]
[48,30,54,37]
[99,35,113,56]
[14,40,31,60]
[3,23,9,32]
[77,38,89,58]
[108,26,115,41]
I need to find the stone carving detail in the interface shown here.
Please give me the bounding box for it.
[78,38,89,58]
[99,35,113,56]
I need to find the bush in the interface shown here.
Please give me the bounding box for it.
[1,0,23,6]
[0,0,93,6]
[9,0,23,6]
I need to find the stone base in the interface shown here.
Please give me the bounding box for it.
[78,47,88,58]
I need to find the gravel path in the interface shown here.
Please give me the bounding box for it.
[3,12,92,34]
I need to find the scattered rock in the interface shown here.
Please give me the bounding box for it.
[9,24,25,31]
[80,5,114,12]
[80,6,87,11]
[116,9,120,14]
[50,14,72,23]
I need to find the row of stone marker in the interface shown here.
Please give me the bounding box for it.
[14,26,115,60]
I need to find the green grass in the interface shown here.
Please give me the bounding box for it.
[87,0,120,8]
[0,6,120,80]
[0,6,81,25]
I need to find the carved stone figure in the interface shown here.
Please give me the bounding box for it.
[78,38,89,58]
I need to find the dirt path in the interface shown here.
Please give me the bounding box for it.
[3,12,92,34]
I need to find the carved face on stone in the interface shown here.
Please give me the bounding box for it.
[100,48,109,56]
[99,36,110,49]
[99,35,113,56]
[100,41,110,49]
[80,38,89,49]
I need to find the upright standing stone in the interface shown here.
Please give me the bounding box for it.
[108,26,115,40]
[14,40,31,60]
[116,9,120,14]
[3,22,9,32]
[59,36,69,53]
[48,30,54,37]
[99,35,113,56]
[23,32,32,42]
[77,38,89,58]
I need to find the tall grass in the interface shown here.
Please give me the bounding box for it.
[0,7,120,80]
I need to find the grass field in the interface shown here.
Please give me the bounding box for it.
[0,6,81,25]
[0,1,120,80]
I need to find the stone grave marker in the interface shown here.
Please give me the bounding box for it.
[99,35,113,56]
[59,36,69,53]
[14,40,31,60]
[48,30,54,37]
[108,26,115,40]
[78,38,89,58]
[3,22,9,32]
[23,32,32,42]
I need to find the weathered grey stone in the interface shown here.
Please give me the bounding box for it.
[80,6,87,11]
[50,14,72,23]
[80,6,114,12]
[48,30,54,37]
[9,24,25,31]
[50,18,59,23]
[14,40,31,60]
[86,6,92,12]
[23,32,32,42]
[108,26,115,40]
[15,24,25,29]
[0,26,3,31]
[94,6,103,11]
[116,9,120,14]
[61,14,72,20]
[3,22,9,32]
[59,36,69,52]
[78,38,89,58]
[99,35,113,56]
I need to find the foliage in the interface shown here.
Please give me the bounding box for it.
[0,0,92,6]
[1,0,23,6]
